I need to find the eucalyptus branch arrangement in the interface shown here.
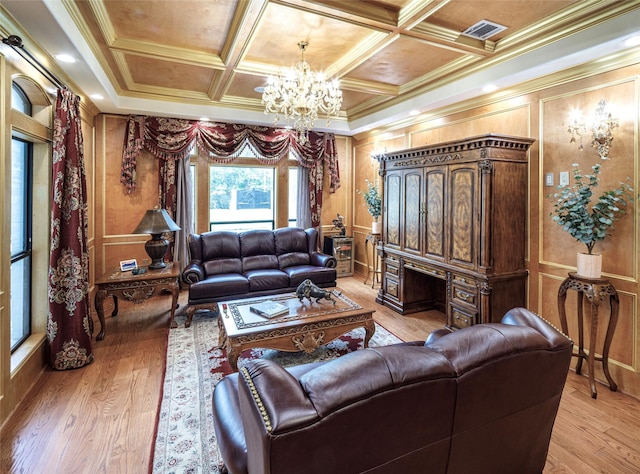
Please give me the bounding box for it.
[551,161,634,255]
[357,179,382,221]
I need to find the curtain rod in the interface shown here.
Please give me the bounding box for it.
[2,34,67,90]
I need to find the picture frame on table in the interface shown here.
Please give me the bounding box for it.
[120,259,138,272]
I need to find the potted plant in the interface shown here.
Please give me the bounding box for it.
[358,179,382,234]
[551,161,634,278]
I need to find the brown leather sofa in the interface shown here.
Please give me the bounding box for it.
[182,227,336,326]
[212,307,573,474]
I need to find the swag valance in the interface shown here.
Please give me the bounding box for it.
[120,115,340,193]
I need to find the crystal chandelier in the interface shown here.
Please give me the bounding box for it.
[262,41,342,144]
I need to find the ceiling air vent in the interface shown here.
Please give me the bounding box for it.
[461,20,507,40]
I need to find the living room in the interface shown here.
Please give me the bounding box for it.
[2,1,640,472]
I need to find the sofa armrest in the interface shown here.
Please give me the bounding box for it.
[501,307,573,349]
[310,251,337,268]
[182,261,205,284]
[239,359,318,435]
[238,359,318,472]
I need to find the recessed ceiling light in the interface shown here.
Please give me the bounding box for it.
[254,86,265,94]
[409,110,420,116]
[622,35,640,47]
[56,54,76,63]
[482,84,498,93]
[90,94,103,100]
[199,117,210,122]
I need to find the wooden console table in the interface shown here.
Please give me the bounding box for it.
[557,272,619,399]
[364,233,381,288]
[94,262,180,341]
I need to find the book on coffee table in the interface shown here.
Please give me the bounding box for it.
[249,300,289,318]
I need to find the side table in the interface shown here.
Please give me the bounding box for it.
[364,233,381,288]
[557,272,619,399]
[94,262,180,341]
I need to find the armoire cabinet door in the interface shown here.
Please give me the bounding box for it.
[403,170,423,255]
[448,165,477,270]
[425,167,446,261]
[385,172,401,247]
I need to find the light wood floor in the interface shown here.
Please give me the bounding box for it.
[1,275,640,473]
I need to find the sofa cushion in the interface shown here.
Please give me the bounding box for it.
[278,252,310,269]
[244,269,290,292]
[202,231,241,259]
[204,258,243,276]
[240,230,275,256]
[285,266,336,287]
[274,227,308,254]
[242,254,278,272]
[189,273,249,299]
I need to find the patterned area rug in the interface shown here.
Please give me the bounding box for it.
[151,311,403,473]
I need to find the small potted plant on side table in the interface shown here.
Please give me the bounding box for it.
[358,179,382,234]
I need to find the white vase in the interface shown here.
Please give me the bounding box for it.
[576,252,602,279]
[371,221,382,234]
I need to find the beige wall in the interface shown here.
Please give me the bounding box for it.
[353,58,640,398]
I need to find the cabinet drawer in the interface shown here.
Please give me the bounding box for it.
[451,275,477,307]
[336,261,352,276]
[385,257,400,276]
[450,305,476,329]
[385,278,399,298]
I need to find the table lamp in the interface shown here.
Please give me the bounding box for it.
[132,208,181,269]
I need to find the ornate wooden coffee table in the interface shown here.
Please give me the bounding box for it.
[216,290,375,371]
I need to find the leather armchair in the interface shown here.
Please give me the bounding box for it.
[212,307,573,474]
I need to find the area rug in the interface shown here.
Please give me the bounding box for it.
[150,311,403,473]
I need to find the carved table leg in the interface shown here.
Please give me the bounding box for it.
[576,291,585,376]
[94,289,107,341]
[227,340,241,372]
[587,296,599,399]
[363,319,376,348]
[601,293,619,392]
[216,316,228,350]
[168,281,179,328]
[557,278,569,336]
[111,295,119,317]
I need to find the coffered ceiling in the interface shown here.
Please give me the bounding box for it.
[2,0,640,136]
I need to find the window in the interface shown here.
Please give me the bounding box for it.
[12,83,32,114]
[10,137,32,351]
[10,83,35,352]
[209,166,275,231]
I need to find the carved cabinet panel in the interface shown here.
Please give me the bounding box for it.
[425,167,445,261]
[376,134,534,327]
[449,164,477,270]
[403,171,423,255]
[385,172,401,247]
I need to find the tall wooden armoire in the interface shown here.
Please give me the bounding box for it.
[376,134,535,328]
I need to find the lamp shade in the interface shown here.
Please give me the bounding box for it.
[133,209,181,270]
[132,208,181,235]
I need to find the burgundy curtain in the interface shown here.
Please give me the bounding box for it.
[47,89,93,370]
[121,116,340,227]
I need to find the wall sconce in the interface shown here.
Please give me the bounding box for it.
[567,99,619,158]
[132,208,181,269]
